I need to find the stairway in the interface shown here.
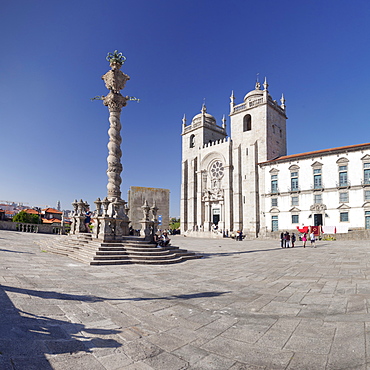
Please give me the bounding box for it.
[41,234,201,265]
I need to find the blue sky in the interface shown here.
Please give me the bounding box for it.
[1,0,370,217]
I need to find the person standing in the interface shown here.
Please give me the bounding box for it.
[285,232,291,248]
[85,208,92,233]
[302,233,307,248]
[280,232,285,248]
[291,233,296,248]
[310,232,316,248]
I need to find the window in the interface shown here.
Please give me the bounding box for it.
[366,211,370,230]
[314,194,322,204]
[292,215,299,224]
[271,198,278,207]
[313,168,322,189]
[339,165,348,187]
[210,161,224,179]
[339,192,349,203]
[243,114,252,131]
[291,171,299,191]
[340,212,349,222]
[365,190,370,201]
[271,215,278,231]
[291,196,299,206]
[271,175,278,193]
[190,134,195,148]
[364,163,370,185]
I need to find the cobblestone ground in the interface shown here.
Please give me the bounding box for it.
[1,230,370,369]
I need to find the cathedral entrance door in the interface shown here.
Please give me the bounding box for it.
[314,214,323,226]
[212,214,220,225]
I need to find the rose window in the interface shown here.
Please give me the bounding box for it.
[210,161,224,179]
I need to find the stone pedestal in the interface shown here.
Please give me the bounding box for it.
[140,220,153,241]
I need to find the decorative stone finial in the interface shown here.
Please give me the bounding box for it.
[222,114,226,129]
[280,93,286,110]
[182,114,187,126]
[255,73,261,90]
[201,103,207,114]
[106,50,126,66]
[230,90,235,102]
[263,77,269,91]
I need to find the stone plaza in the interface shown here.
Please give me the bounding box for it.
[1,230,370,369]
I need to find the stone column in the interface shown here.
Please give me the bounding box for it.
[96,51,132,242]
[101,52,130,201]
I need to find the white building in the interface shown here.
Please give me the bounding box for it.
[180,79,370,238]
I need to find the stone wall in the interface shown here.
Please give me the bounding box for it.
[128,187,170,231]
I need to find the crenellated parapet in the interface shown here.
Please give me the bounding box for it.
[202,137,231,148]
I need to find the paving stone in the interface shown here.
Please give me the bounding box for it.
[327,322,366,369]
[143,351,188,370]
[172,343,209,366]
[146,332,188,352]
[191,353,236,369]
[286,352,328,369]
[121,338,163,361]
[8,356,53,370]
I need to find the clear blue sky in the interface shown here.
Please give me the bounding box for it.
[1,0,370,217]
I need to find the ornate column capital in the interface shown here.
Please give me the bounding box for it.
[103,92,128,111]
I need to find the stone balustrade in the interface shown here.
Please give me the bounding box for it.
[0,221,65,234]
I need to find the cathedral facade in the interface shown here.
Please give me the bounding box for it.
[180,80,370,238]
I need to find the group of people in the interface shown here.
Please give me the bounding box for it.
[154,231,171,247]
[280,231,296,248]
[280,231,316,248]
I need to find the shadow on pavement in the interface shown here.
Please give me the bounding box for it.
[0,285,122,369]
[200,247,283,258]
[0,249,34,254]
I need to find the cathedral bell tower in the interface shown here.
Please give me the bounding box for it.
[229,78,287,162]
[229,78,287,237]
[181,104,227,232]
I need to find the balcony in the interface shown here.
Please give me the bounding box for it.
[336,180,351,189]
[288,185,301,193]
[269,187,280,194]
[311,183,325,190]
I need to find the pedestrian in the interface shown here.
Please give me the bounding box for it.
[291,233,296,248]
[302,232,307,248]
[285,232,291,248]
[85,208,92,233]
[280,232,285,248]
[310,232,316,248]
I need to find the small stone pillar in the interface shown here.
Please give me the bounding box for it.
[70,199,89,235]
[92,198,102,238]
[140,200,152,241]
[97,197,115,241]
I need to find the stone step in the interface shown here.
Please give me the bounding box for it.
[93,252,178,260]
[95,250,171,256]
[90,257,184,265]
[41,235,202,265]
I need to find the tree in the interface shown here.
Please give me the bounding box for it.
[13,211,40,224]
[169,217,180,231]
